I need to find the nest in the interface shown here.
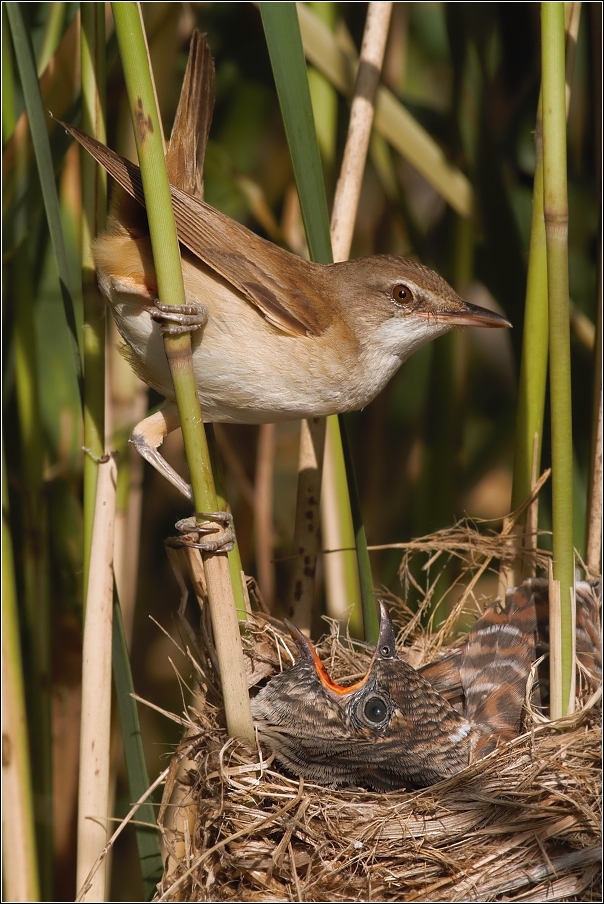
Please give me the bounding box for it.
[156,521,602,902]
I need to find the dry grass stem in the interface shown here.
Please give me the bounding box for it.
[290,417,326,631]
[254,423,277,609]
[330,1,393,262]
[76,452,118,900]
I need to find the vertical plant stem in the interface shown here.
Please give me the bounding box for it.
[322,417,362,635]
[255,423,277,609]
[206,425,249,619]
[339,413,379,642]
[110,360,147,643]
[289,417,326,631]
[111,590,164,898]
[586,1,602,576]
[585,260,602,574]
[2,5,17,141]
[585,221,603,577]
[511,4,581,539]
[307,1,337,180]
[260,3,332,630]
[322,3,392,639]
[76,453,118,901]
[4,19,53,892]
[330,2,393,261]
[11,237,53,902]
[541,1,574,717]
[329,3,393,643]
[585,386,602,575]
[306,6,358,630]
[5,1,83,395]
[2,447,40,903]
[262,2,389,642]
[81,2,107,598]
[36,1,66,75]
[260,4,332,264]
[110,3,253,741]
[510,103,548,521]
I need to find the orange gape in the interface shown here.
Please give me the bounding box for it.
[251,580,601,791]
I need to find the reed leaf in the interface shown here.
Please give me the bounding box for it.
[259,3,332,265]
[5,1,83,397]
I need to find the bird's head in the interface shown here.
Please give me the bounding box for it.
[251,601,474,790]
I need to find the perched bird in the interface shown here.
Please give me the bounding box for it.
[251,580,601,790]
[63,32,510,502]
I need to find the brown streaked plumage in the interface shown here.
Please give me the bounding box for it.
[251,580,601,791]
[252,601,476,791]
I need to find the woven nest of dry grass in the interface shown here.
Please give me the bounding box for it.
[155,521,602,903]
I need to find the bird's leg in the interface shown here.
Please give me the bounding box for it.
[130,401,193,502]
[166,512,235,554]
[150,299,208,335]
[131,402,236,553]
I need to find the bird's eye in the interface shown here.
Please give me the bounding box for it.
[362,695,389,725]
[392,284,413,305]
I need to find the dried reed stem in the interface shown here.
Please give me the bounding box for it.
[76,453,117,900]
[290,417,326,631]
[255,423,277,609]
[330,2,393,261]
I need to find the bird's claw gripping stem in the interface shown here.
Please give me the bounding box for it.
[150,300,208,335]
[165,512,235,553]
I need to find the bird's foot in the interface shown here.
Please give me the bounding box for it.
[166,512,235,553]
[150,300,208,335]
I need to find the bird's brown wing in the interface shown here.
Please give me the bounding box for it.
[62,122,332,339]
[460,584,539,757]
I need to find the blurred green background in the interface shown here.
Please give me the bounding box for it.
[3,2,600,899]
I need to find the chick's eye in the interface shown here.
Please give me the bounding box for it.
[392,284,413,304]
[362,696,389,725]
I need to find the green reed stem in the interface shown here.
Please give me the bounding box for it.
[541,2,574,717]
[111,2,253,740]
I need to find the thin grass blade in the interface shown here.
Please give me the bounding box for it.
[5,1,83,399]
[111,589,164,900]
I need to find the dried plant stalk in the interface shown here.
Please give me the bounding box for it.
[76,453,117,900]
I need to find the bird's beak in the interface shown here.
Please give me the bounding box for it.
[418,301,512,329]
[285,620,365,694]
[284,602,397,695]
